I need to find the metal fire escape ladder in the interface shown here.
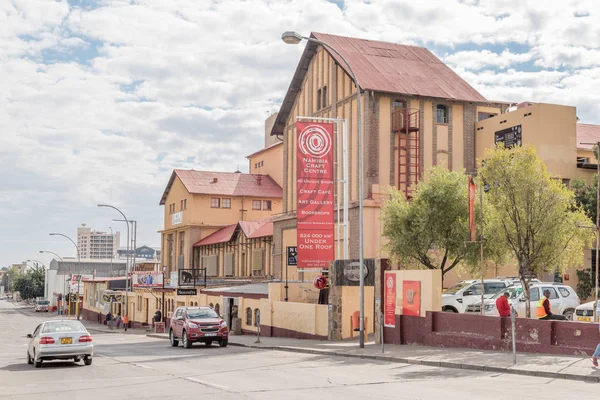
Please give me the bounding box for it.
[393,108,421,199]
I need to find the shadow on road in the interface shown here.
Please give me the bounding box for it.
[0,361,83,372]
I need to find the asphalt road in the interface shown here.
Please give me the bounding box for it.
[1,299,598,399]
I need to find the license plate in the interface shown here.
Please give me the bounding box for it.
[204,333,217,337]
[61,337,73,344]
[577,316,591,322]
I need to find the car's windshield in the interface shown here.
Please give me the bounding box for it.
[491,286,522,300]
[42,321,86,333]
[444,282,470,294]
[38,301,49,305]
[187,309,219,319]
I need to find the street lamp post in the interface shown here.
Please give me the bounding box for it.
[581,141,600,322]
[109,227,114,277]
[282,31,366,348]
[98,204,130,331]
[49,233,80,319]
[40,251,63,314]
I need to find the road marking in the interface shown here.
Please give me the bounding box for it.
[185,377,232,392]
[133,363,153,369]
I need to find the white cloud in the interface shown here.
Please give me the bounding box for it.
[1,0,599,266]
[444,49,532,70]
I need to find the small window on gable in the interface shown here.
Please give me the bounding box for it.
[317,88,322,110]
[436,104,448,124]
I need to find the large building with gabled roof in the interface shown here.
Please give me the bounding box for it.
[270,32,508,281]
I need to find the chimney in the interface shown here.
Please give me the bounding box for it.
[212,178,218,183]
[256,176,262,185]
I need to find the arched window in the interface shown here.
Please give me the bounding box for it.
[245,307,252,326]
[254,309,261,327]
[209,303,214,309]
[436,104,448,124]
[214,303,220,315]
[171,300,175,312]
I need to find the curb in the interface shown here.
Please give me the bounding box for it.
[144,333,600,383]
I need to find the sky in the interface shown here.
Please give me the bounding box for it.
[1,0,599,268]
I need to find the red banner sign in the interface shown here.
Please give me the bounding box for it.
[296,122,335,269]
[402,280,421,317]
[384,272,396,327]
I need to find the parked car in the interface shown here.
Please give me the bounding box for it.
[574,301,600,323]
[34,299,50,312]
[169,306,228,348]
[27,320,93,368]
[465,283,579,319]
[442,279,512,313]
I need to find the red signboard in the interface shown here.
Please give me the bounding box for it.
[384,272,396,327]
[296,122,335,269]
[402,280,421,317]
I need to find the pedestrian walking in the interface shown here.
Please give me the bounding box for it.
[106,311,113,330]
[115,313,122,329]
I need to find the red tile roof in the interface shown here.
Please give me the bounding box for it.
[193,224,237,246]
[193,219,273,247]
[272,32,488,135]
[160,170,282,205]
[577,124,600,150]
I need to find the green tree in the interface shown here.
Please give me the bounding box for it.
[12,266,45,300]
[480,145,595,317]
[382,167,484,286]
[572,177,597,223]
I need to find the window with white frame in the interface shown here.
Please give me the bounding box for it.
[211,197,220,208]
[252,200,261,210]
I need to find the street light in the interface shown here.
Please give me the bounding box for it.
[40,251,64,313]
[282,31,366,348]
[98,204,131,331]
[581,141,600,322]
[49,233,81,319]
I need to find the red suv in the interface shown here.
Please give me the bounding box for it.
[169,306,228,348]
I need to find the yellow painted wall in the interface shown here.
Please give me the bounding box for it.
[271,301,328,337]
[452,104,464,171]
[378,96,391,188]
[475,103,578,180]
[248,142,284,187]
[423,101,434,170]
[385,270,442,316]
[341,286,374,339]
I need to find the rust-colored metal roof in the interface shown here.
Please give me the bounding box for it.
[272,32,488,136]
[313,32,488,101]
[193,223,237,246]
[577,123,600,149]
[160,170,283,205]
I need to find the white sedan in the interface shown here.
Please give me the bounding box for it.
[27,320,93,368]
[574,301,600,323]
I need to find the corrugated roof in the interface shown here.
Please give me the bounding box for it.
[577,124,600,149]
[271,32,489,136]
[160,170,283,205]
[247,221,273,239]
[193,224,237,246]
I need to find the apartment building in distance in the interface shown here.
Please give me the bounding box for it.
[77,224,120,260]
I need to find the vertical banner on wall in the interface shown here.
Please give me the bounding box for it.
[468,176,476,241]
[384,272,396,327]
[402,280,421,317]
[296,122,335,269]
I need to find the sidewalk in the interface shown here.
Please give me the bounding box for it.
[81,320,150,335]
[146,331,600,382]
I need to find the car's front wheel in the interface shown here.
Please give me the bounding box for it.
[219,339,228,348]
[169,330,179,347]
[182,330,192,348]
[563,309,574,321]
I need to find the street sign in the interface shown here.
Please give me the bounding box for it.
[177,288,197,296]
[286,246,297,266]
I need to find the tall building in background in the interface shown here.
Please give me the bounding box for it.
[77,224,120,259]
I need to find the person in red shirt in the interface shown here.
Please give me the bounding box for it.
[496,292,511,317]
